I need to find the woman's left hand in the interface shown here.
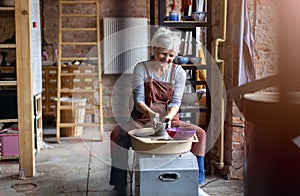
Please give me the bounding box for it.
[163,117,171,128]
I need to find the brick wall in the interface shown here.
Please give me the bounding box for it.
[41,0,150,130]
[211,0,279,179]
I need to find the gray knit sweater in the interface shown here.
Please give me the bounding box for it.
[132,61,186,109]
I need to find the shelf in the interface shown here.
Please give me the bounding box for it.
[0,119,18,123]
[0,80,17,86]
[181,64,208,70]
[187,80,206,85]
[0,7,14,17]
[42,112,55,116]
[0,155,19,160]
[0,44,16,48]
[163,21,208,29]
[151,0,211,127]
[0,7,15,11]
[61,73,98,76]
[180,105,207,112]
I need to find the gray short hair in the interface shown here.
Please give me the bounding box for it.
[150,27,181,54]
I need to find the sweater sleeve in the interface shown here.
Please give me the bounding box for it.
[168,65,186,108]
[132,63,146,104]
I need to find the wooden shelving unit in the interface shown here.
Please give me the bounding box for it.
[34,93,43,154]
[0,6,14,11]
[0,5,18,160]
[0,80,17,87]
[0,1,41,177]
[150,0,211,129]
[0,44,16,48]
[0,119,18,123]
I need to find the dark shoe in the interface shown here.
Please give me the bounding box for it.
[111,185,127,196]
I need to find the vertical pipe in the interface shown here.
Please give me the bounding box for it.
[211,0,227,170]
[56,0,62,143]
[96,0,104,141]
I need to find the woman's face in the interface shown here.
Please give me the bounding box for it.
[153,47,177,66]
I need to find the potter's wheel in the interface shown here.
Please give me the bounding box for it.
[133,127,154,137]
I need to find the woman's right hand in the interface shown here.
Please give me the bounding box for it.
[149,110,160,127]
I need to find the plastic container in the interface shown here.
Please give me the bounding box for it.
[0,129,18,156]
[166,127,196,140]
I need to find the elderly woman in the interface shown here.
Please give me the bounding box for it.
[110,27,206,195]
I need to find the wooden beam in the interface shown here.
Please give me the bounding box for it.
[15,0,35,177]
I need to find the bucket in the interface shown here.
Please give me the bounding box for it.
[60,98,86,137]
[242,92,300,195]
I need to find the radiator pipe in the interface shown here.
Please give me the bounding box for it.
[211,0,227,170]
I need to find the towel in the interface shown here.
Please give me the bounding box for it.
[238,0,256,86]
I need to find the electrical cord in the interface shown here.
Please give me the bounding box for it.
[200,164,244,188]
[200,174,230,188]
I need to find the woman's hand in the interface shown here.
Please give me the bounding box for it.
[149,110,160,127]
[163,117,171,128]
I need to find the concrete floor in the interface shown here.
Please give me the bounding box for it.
[0,127,244,195]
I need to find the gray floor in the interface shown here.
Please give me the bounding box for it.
[0,127,244,195]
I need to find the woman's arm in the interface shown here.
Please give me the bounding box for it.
[165,106,180,120]
[132,63,145,105]
[135,102,153,117]
[132,62,157,117]
[167,65,186,120]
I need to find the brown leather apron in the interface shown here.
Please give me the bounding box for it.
[131,63,180,127]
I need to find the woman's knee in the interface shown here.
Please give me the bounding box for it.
[110,126,124,142]
[196,127,206,139]
[110,126,132,148]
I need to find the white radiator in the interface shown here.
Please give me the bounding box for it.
[103,17,149,74]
